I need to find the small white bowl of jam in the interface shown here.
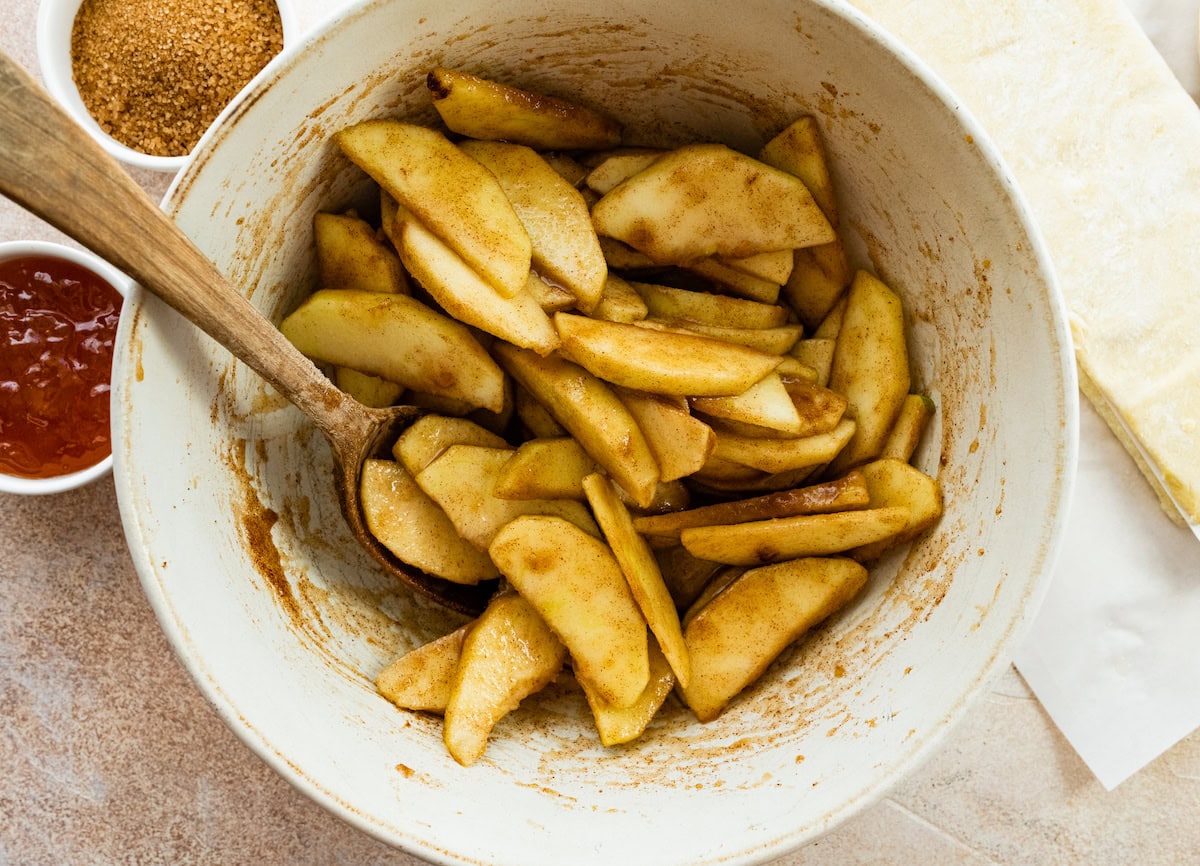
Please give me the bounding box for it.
[0,240,131,494]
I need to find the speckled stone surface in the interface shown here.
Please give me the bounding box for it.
[2,2,1199,863]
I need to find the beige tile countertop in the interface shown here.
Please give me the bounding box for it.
[2,1,1200,864]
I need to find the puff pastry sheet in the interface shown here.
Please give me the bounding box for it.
[849,0,1200,526]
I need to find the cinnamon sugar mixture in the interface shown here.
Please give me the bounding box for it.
[70,0,284,157]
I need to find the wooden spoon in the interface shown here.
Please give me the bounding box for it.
[0,51,493,615]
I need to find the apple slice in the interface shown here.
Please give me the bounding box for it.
[827,271,912,472]
[690,372,803,434]
[416,445,599,551]
[514,384,566,439]
[391,414,508,476]
[313,211,409,294]
[598,237,657,270]
[685,257,782,304]
[639,319,803,355]
[278,288,505,412]
[591,274,650,323]
[679,505,909,566]
[493,343,660,508]
[880,394,937,462]
[335,119,531,296]
[444,591,567,766]
[654,545,725,610]
[680,557,868,721]
[583,148,666,194]
[525,272,578,313]
[427,67,622,150]
[613,387,714,482]
[709,417,856,474]
[632,470,871,541]
[554,312,781,397]
[360,459,499,584]
[376,623,472,713]
[333,367,403,409]
[758,115,839,223]
[718,249,795,285]
[583,473,691,687]
[493,437,598,501]
[784,241,852,331]
[791,337,837,388]
[394,212,559,355]
[631,281,788,329]
[579,638,675,747]
[591,143,835,264]
[852,458,944,561]
[459,140,608,311]
[490,515,650,707]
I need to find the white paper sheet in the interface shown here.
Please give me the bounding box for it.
[1013,399,1200,789]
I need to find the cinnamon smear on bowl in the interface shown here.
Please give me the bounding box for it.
[69,0,284,158]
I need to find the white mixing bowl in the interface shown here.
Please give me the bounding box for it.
[112,0,1077,863]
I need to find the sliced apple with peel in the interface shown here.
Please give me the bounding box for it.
[525,272,577,313]
[493,437,598,501]
[391,414,508,476]
[785,241,852,331]
[827,271,912,473]
[680,557,868,721]
[591,143,835,264]
[631,281,789,330]
[685,257,782,304]
[598,236,657,271]
[489,515,650,707]
[427,67,622,151]
[654,545,725,610]
[514,384,566,439]
[719,249,795,285]
[591,273,649,323]
[791,337,837,388]
[583,473,691,687]
[680,505,909,566]
[493,343,660,508]
[376,623,472,714]
[613,386,714,482]
[579,638,675,747]
[759,115,840,223]
[333,366,403,409]
[583,148,666,195]
[394,212,559,354]
[336,120,531,297]
[459,140,607,312]
[852,458,944,562]
[639,318,803,355]
[710,417,856,474]
[360,459,499,584]
[681,566,746,628]
[554,312,781,397]
[880,394,937,462]
[416,445,599,550]
[444,591,567,766]
[313,211,409,294]
[633,470,871,541]
[690,372,803,434]
[278,288,505,412]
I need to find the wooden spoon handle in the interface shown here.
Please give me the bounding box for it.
[0,51,360,440]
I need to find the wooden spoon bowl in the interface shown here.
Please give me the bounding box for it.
[0,51,493,615]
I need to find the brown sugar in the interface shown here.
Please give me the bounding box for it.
[70,0,284,158]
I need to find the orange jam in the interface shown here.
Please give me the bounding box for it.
[0,255,123,479]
